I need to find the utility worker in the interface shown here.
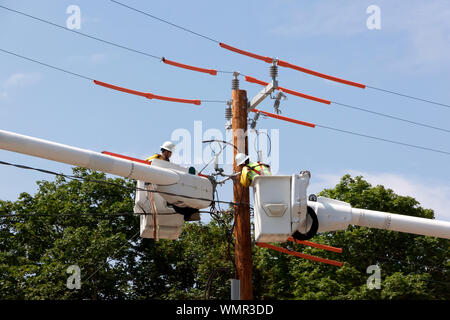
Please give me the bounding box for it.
[144,141,200,222]
[235,153,271,187]
[145,141,175,162]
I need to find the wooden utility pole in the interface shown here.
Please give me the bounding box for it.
[232,78,253,300]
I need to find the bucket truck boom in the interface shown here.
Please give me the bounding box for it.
[0,129,214,240]
[252,175,450,242]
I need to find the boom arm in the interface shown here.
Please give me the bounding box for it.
[253,176,450,242]
[0,129,179,185]
[0,129,213,209]
[308,197,450,240]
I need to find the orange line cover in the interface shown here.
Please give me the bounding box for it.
[244,76,331,105]
[277,59,366,89]
[162,58,217,76]
[219,42,273,63]
[256,242,343,267]
[287,237,343,253]
[251,109,316,128]
[279,86,331,105]
[102,151,150,165]
[93,80,201,105]
[219,42,365,89]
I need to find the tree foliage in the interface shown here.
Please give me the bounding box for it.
[253,174,449,300]
[0,171,448,299]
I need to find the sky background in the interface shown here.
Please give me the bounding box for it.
[1,0,449,222]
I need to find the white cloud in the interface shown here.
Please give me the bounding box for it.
[385,1,450,72]
[3,72,42,89]
[0,72,42,100]
[309,170,450,222]
[271,2,364,38]
[271,1,450,72]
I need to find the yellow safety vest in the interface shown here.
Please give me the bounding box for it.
[145,153,169,162]
[240,162,271,187]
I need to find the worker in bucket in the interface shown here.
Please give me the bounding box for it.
[145,141,175,162]
[235,153,271,187]
[144,141,200,221]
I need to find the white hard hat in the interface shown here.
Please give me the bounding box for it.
[160,141,175,153]
[235,153,249,166]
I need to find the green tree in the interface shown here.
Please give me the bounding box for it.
[253,174,449,300]
[1,171,448,300]
[0,168,138,299]
[0,168,235,299]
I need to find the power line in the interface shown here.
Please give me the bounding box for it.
[0,210,222,219]
[315,124,450,156]
[366,85,450,110]
[109,1,450,109]
[246,76,450,133]
[0,4,233,75]
[200,99,228,104]
[0,48,93,81]
[0,160,243,208]
[332,101,450,134]
[84,229,141,283]
[109,0,221,44]
[0,212,139,218]
[0,47,228,104]
[252,108,450,156]
[0,4,161,60]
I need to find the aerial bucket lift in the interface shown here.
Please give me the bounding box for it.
[244,62,450,243]
[0,129,214,240]
[133,158,213,240]
[252,174,450,242]
[1,128,449,243]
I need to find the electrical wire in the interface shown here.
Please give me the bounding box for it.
[0,4,233,76]
[109,0,221,44]
[246,75,450,133]
[5,3,448,115]
[0,212,139,218]
[0,48,93,81]
[84,229,141,283]
[0,47,227,105]
[366,85,450,110]
[203,267,230,300]
[0,5,161,60]
[3,44,447,157]
[332,101,450,134]
[314,124,450,156]
[252,108,450,156]
[0,160,246,208]
[108,1,450,109]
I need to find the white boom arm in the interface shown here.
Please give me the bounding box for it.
[0,129,213,209]
[0,129,179,185]
[309,197,450,239]
[252,176,450,242]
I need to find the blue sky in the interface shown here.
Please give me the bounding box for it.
[1,0,449,221]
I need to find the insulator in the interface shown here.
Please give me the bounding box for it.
[225,106,232,120]
[232,78,240,90]
[270,64,278,79]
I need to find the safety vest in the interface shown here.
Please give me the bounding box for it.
[240,162,271,187]
[145,153,169,162]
